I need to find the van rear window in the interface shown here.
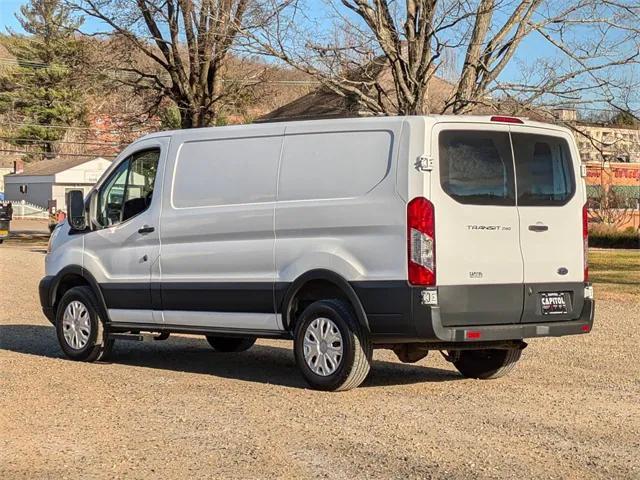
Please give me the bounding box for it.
[511,133,575,206]
[439,130,575,207]
[439,130,515,206]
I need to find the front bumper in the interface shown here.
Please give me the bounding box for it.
[39,276,56,324]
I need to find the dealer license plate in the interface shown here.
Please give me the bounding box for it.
[540,292,568,315]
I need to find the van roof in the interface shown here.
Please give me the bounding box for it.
[137,115,570,143]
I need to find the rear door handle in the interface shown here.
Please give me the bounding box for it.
[528,224,548,232]
[138,226,155,234]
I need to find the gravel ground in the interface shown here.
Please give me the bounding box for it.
[0,242,639,479]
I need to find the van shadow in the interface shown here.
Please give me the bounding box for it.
[0,324,461,389]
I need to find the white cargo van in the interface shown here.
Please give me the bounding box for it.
[40,116,594,391]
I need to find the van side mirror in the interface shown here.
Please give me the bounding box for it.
[66,190,87,231]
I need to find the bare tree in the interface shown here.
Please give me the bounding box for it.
[588,186,637,229]
[67,0,252,128]
[247,0,640,118]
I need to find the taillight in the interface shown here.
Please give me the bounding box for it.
[583,203,589,281]
[407,197,435,286]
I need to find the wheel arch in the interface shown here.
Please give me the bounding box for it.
[279,269,369,333]
[51,266,111,323]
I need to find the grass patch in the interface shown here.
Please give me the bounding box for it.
[589,248,640,299]
[589,249,640,272]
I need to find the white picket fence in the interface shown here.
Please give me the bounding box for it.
[5,200,49,220]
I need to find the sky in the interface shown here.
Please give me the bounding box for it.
[0,0,635,113]
[0,0,543,84]
[0,0,25,32]
[0,0,104,32]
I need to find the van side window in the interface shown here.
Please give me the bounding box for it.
[96,148,160,227]
[97,160,128,227]
[511,133,574,206]
[279,131,392,201]
[122,149,160,220]
[439,130,515,206]
[172,136,280,208]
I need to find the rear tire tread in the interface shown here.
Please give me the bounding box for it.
[452,348,522,380]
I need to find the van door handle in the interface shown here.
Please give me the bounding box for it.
[138,226,155,234]
[528,224,548,232]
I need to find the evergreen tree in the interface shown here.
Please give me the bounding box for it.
[0,0,86,158]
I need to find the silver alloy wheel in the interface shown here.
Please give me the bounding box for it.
[62,300,91,350]
[303,317,344,376]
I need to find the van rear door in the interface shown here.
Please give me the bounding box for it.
[511,128,586,323]
[431,123,524,326]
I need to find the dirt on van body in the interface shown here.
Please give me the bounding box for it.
[1,242,639,479]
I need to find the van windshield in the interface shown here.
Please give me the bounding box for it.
[438,130,575,207]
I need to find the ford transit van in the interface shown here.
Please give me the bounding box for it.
[39,116,594,391]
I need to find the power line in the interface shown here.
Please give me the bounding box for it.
[0,148,116,158]
[0,121,149,133]
[0,56,321,86]
[0,136,123,147]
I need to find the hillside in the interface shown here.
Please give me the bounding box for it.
[0,35,315,164]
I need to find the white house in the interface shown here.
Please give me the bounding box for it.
[3,157,112,210]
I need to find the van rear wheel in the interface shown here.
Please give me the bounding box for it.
[294,299,372,391]
[206,336,256,352]
[450,348,522,379]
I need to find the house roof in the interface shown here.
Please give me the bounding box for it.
[257,57,458,122]
[9,156,111,177]
[257,50,552,123]
[258,89,360,122]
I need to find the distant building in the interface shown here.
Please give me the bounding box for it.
[585,161,640,230]
[575,125,640,164]
[0,167,12,195]
[3,157,112,210]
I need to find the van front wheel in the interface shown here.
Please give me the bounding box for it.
[55,286,113,362]
[450,348,522,379]
[294,299,372,391]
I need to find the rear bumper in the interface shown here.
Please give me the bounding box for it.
[39,275,56,324]
[429,297,594,343]
[353,281,595,344]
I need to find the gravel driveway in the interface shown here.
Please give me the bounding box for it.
[1,243,638,479]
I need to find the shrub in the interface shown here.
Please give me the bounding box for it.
[588,225,639,249]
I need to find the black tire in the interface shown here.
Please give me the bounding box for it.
[206,336,256,352]
[450,348,522,379]
[294,299,372,392]
[55,286,113,362]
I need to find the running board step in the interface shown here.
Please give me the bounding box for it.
[108,332,169,342]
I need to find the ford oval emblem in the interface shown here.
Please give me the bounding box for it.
[557,267,568,275]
